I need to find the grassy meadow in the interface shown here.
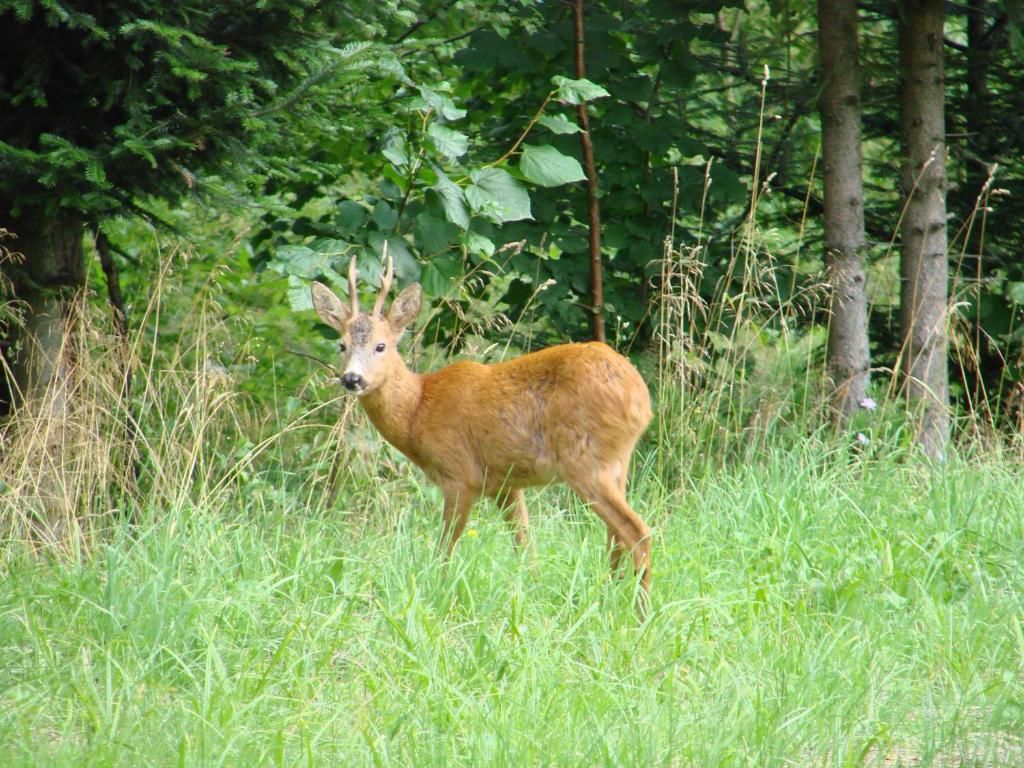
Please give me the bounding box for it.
[1,245,1024,767]
[2,437,1023,766]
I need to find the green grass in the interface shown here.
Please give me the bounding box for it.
[2,439,1023,767]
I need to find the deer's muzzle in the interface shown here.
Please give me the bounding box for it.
[340,372,367,394]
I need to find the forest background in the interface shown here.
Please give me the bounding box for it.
[6,0,1024,458]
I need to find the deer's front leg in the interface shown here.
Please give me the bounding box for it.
[495,487,530,549]
[438,484,478,557]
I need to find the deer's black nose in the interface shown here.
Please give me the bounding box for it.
[340,372,366,392]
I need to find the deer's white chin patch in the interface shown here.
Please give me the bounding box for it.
[344,381,371,396]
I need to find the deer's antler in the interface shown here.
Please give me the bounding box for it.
[372,242,394,318]
[347,255,360,316]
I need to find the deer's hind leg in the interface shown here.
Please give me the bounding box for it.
[606,527,626,574]
[605,455,634,574]
[567,466,651,594]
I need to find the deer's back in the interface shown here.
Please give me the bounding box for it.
[410,342,651,491]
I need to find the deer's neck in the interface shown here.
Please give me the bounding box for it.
[359,361,423,458]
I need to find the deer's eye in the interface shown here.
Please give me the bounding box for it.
[375,342,386,353]
[338,341,347,353]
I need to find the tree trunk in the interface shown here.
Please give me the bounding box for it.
[571,0,605,343]
[818,0,870,421]
[898,0,949,459]
[4,207,86,534]
[8,209,85,405]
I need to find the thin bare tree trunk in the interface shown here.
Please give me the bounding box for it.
[899,0,949,459]
[818,0,870,421]
[571,0,605,343]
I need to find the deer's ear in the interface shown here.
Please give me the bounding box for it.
[388,283,422,333]
[311,282,351,332]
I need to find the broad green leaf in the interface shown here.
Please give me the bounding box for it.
[466,231,495,259]
[427,123,468,161]
[420,252,463,297]
[319,266,347,294]
[415,212,458,255]
[551,75,610,105]
[268,245,310,275]
[1008,282,1024,304]
[273,245,334,278]
[335,201,368,234]
[465,167,532,223]
[381,131,409,168]
[519,144,586,187]
[538,114,581,134]
[413,84,467,121]
[420,261,449,297]
[372,200,398,230]
[311,238,349,257]
[432,170,470,230]
[288,274,314,311]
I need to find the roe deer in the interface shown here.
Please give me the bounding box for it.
[311,256,653,596]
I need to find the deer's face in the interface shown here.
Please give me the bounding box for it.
[334,314,397,396]
[311,267,422,397]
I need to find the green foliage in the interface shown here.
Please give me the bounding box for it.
[0,0,408,218]
[431,0,818,342]
[258,73,613,351]
[251,0,795,348]
[12,0,1024,457]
